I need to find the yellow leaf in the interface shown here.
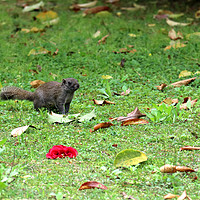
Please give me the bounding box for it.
[166,18,190,26]
[128,33,136,37]
[179,70,192,78]
[28,47,50,56]
[101,75,113,79]
[186,32,200,40]
[195,10,200,19]
[114,149,147,167]
[36,11,58,21]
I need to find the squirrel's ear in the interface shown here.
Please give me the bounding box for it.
[62,79,66,85]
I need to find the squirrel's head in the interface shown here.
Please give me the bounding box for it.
[62,78,79,91]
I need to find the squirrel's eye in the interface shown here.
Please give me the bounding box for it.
[68,81,72,85]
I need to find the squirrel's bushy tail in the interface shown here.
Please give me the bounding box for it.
[0,86,34,101]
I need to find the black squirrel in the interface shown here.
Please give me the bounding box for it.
[0,78,79,114]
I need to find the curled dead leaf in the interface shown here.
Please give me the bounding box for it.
[115,107,146,122]
[160,164,177,173]
[180,97,197,110]
[180,146,200,150]
[90,122,114,132]
[164,193,180,199]
[79,181,108,190]
[121,118,149,126]
[84,6,110,15]
[168,29,183,40]
[156,83,167,91]
[171,77,196,87]
[98,34,109,44]
[166,18,190,26]
[160,164,195,173]
[93,99,115,105]
[30,80,45,88]
[175,166,195,172]
[162,98,178,105]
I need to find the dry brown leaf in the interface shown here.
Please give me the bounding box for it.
[98,34,109,44]
[79,181,108,190]
[90,122,114,132]
[160,164,177,173]
[164,42,186,51]
[177,191,187,200]
[156,83,167,91]
[121,89,131,96]
[180,146,200,150]
[93,99,115,105]
[116,107,146,122]
[30,80,45,88]
[171,77,196,87]
[121,118,149,126]
[175,166,195,172]
[180,97,198,110]
[113,48,137,54]
[166,18,190,26]
[158,9,173,15]
[164,193,180,199]
[28,69,39,74]
[84,6,110,15]
[160,164,195,173]
[168,29,183,40]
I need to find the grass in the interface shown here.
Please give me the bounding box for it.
[0,0,200,199]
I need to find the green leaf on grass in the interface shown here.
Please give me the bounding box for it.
[114,149,147,167]
[0,139,7,146]
[78,109,96,122]
[48,112,80,123]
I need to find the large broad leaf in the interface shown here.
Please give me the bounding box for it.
[114,149,147,167]
[78,109,96,122]
[48,112,80,123]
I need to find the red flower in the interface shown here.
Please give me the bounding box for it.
[46,145,78,159]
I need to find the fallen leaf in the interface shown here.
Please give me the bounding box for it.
[162,98,178,105]
[164,193,180,199]
[158,9,173,15]
[93,99,115,105]
[121,3,146,11]
[179,70,192,78]
[22,1,44,12]
[156,83,167,91]
[11,125,36,137]
[93,30,101,38]
[170,77,196,87]
[36,11,58,21]
[186,32,200,40]
[168,13,184,19]
[28,47,51,56]
[160,164,177,173]
[113,48,137,54]
[73,0,98,9]
[180,146,200,150]
[177,191,187,200]
[121,192,136,199]
[121,118,149,126]
[154,14,168,20]
[28,69,39,74]
[84,6,110,16]
[30,80,45,88]
[180,97,197,110]
[164,41,186,51]
[48,112,80,123]
[114,149,148,167]
[101,75,112,79]
[166,18,190,26]
[98,34,109,44]
[79,181,108,190]
[168,29,183,40]
[90,122,114,132]
[195,10,200,19]
[160,164,195,173]
[115,107,146,122]
[148,24,156,27]
[42,18,59,26]
[175,166,195,172]
[78,109,96,122]
[121,89,130,96]
[128,33,137,37]
[21,27,45,33]
[112,144,118,147]
[106,0,120,3]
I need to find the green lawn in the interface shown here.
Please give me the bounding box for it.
[0,0,200,199]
